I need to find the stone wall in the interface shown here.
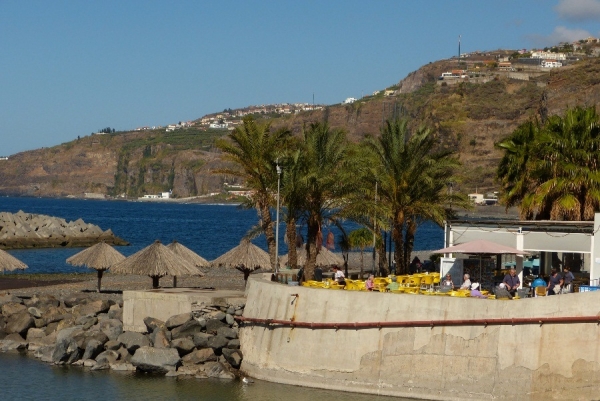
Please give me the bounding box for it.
[240,277,600,400]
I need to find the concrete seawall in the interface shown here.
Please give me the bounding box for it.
[239,277,600,400]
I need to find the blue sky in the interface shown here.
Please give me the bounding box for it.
[2,0,600,155]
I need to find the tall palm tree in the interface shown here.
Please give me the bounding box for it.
[280,149,304,269]
[295,122,357,280]
[348,227,373,279]
[215,116,291,269]
[364,119,466,274]
[498,106,600,220]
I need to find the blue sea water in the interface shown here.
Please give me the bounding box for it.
[0,196,444,274]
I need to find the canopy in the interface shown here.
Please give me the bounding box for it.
[166,240,209,268]
[280,245,344,267]
[0,249,28,273]
[211,239,271,272]
[433,239,530,256]
[66,241,125,271]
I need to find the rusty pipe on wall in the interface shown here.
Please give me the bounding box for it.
[236,315,600,329]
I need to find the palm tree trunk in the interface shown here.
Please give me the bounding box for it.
[359,249,364,279]
[305,213,320,280]
[377,234,388,276]
[286,219,298,269]
[403,219,416,271]
[260,202,277,270]
[392,221,406,274]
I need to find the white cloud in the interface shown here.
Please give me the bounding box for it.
[528,26,592,47]
[555,0,600,22]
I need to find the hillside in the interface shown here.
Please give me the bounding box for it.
[1,56,599,199]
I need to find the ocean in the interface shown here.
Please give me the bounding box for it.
[0,197,444,274]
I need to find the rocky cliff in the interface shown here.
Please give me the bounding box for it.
[1,57,599,198]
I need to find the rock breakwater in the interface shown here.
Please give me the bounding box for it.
[0,292,244,379]
[0,211,128,249]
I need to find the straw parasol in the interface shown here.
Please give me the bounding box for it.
[166,240,208,287]
[280,244,344,267]
[111,240,201,289]
[66,241,125,292]
[0,249,28,273]
[211,239,271,284]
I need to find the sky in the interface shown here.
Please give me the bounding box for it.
[2,0,600,155]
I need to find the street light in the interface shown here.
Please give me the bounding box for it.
[275,161,282,273]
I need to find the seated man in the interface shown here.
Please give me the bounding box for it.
[332,265,346,286]
[386,276,399,291]
[495,282,513,299]
[503,268,521,296]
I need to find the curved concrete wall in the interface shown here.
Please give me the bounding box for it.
[240,277,600,400]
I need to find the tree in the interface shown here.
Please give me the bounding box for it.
[497,106,600,220]
[348,228,373,279]
[295,122,356,280]
[364,119,466,274]
[215,116,291,269]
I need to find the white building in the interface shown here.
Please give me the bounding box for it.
[209,122,229,129]
[541,60,563,68]
[531,51,566,60]
[342,97,357,104]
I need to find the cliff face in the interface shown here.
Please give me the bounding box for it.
[1,58,599,198]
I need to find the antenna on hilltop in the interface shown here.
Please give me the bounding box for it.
[458,35,461,66]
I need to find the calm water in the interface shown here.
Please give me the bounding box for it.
[0,353,415,401]
[0,197,444,274]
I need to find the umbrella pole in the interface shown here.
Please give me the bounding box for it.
[173,276,178,288]
[97,270,103,293]
[152,276,160,289]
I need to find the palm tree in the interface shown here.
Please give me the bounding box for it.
[215,116,291,269]
[498,106,600,220]
[295,122,357,280]
[280,149,304,269]
[348,228,373,279]
[364,119,466,274]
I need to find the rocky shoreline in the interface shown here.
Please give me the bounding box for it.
[0,211,128,250]
[0,291,244,379]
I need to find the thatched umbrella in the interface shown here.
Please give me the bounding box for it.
[111,240,200,289]
[0,249,28,273]
[280,244,344,267]
[66,241,125,292]
[211,239,271,284]
[166,240,207,287]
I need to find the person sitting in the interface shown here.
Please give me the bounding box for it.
[442,274,454,289]
[470,282,487,298]
[332,265,346,286]
[386,276,399,291]
[460,274,471,290]
[503,268,521,296]
[365,274,375,291]
[547,268,563,295]
[495,282,513,299]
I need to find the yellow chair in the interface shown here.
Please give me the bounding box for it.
[535,286,547,297]
[420,275,435,291]
[404,287,419,294]
[408,276,422,287]
[397,275,410,286]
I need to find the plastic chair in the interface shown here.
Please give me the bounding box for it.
[408,276,422,287]
[420,275,435,291]
[535,286,547,297]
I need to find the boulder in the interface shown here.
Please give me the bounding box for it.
[131,346,180,374]
[2,302,27,317]
[216,327,238,340]
[221,348,243,369]
[204,361,235,379]
[152,328,170,349]
[171,338,195,356]
[171,319,204,339]
[52,326,83,364]
[165,313,191,329]
[227,339,240,349]
[211,311,226,321]
[104,340,121,351]
[33,345,54,362]
[226,306,235,315]
[25,294,59,308]
[44,322,59,336]
[117,332,150,354]
[27,307,43,319]
[63,294,88,308]
[0,294,21,307]
[182,348,217,365]
[205,319,227,334]
[117,346,132,362]
[108,305,122,321]
[99,319,123,341]
[75,315,98,330]
[0,333,27,352]
[192,332,213,349]
[82,339,104,360]
[143,317,166,333]
[110,362,136,371]
[26,327,46,342]
[73,300,110,317]
[207,335,229,351]
[5,311,35,336]
[95,350,119,366]
[55,315,76,332]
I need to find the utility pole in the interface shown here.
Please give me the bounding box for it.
[275,160,282,273]
[458,35,461,66]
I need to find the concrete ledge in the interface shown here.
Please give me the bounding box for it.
[123,288,245,332]
[240,276,600,400]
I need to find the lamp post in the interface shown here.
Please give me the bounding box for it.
[275,161,282,273]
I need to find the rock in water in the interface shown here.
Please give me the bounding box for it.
[131,346,180,374]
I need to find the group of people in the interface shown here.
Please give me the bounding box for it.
[545,267,575,295]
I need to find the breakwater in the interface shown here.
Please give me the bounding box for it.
[0,210,128,249]
[240,275,600,400]
[0,292,244,379]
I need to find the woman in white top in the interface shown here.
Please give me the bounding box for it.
[332,266,346,285]
[460,274,471,290]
